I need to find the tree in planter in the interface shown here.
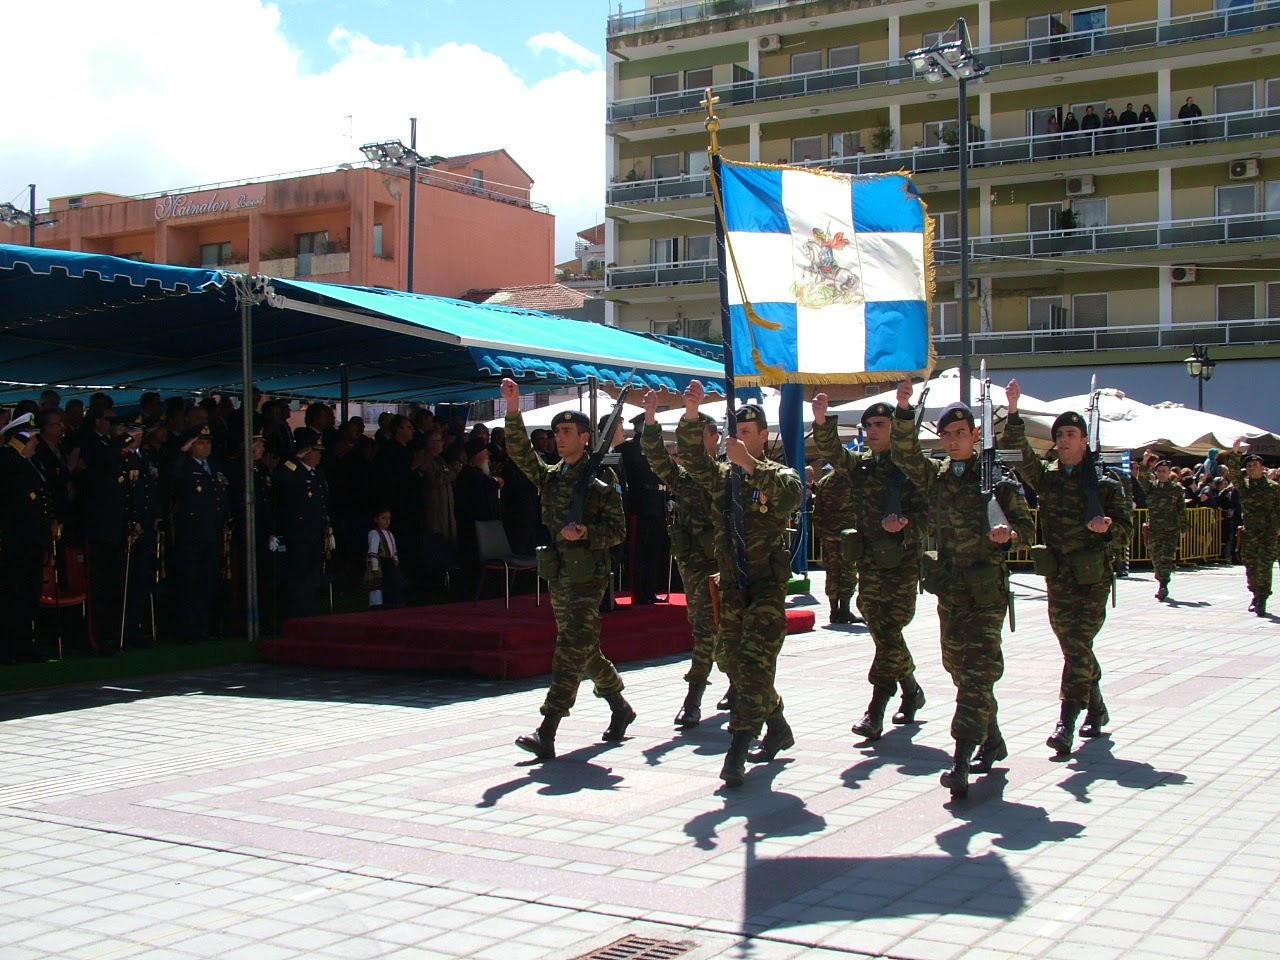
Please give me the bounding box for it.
[939,125,960,149]
[870,123,895,153]
[1058,208,1079,231]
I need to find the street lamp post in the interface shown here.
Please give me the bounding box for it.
[0,184,57,247]
[1184,343,1216,411]
[906,19,989,406]
[361,121,440,294]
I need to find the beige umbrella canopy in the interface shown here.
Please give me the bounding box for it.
[828,368,1043,423]
[485,396,645,431]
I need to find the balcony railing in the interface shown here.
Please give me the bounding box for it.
[608,258,717,289]
[608,2,1280,123]
[608,105,1280,206]
[934,317,1280,359]
[608,0,791,37]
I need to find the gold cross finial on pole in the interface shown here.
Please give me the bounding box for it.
[701,88,721,154]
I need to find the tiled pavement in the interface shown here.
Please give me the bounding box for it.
[2,565,1278,959]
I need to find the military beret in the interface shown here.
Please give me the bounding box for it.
[630,412,647,429]
[1052,411,1088,438]
[735,403,767,428]
[293,427,324,452]
[861,402,895,427]
[1243,453,1264,465]
[1153,459,1172,469]
[551,410,591,431]
[936,402,975,431]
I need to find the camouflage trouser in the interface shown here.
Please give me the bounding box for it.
[680,559,723,684]
[821,537,856,602]
[857,561,918,688]
[1149,533,1178,583]
[937,586,1006,743]
[717,566,788,736]
[542,577,625,717]
[1046,573,1110,704]
[1242,540,1277,599]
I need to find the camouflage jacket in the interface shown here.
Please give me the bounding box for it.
[640,420,717,568]
[1001,414,1133,557]
[890,411,1034,568]
[1226,451,1280,540]
[812,469,855,540]
[813,416,927,546]
[1137,467,1187,536]
[505,413,625,553]
[676,415,802,575]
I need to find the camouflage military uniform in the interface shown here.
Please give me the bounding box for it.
[891,414,1034,747]
[812,468,857,611]
[677,416,802,737]
[506,413,627,717]
[641,420,723,685]
[1137,466,1187,589]
[1226,451,1280,609]
[814,418,927,691]
[1002,414,1133,744]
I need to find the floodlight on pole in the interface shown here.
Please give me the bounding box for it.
[361,124,432,293]
[0,185,57,247]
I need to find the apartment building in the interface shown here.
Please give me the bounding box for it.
[604,0,1280,419]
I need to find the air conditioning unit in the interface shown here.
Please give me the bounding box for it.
[1229,158,1259,180]
[758,34,782,51]
[953,278,984,299]
[1065,174,1095,197]
[1171,264,1197,284]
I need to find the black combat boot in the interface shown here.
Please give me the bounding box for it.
[1155,578,1169,601]
[940,740,977,798]
[1258,596,1269,618]
[716,684,736,711]
[970,719,1008,774]
[747,706,795,763]
[851,685,895,741]
[1047,701,1083,755]
[829,599,847,624]
[601,692,636,742]
[720,731,753,788]
[892,674,926,724]
[841,598,864,624]
[1079,682,1110,738]
[515,714,561,760]
[674,680,708,728]
[1248,596,1258,612]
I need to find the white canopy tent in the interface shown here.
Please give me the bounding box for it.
[485,396,646,431]
[827,368,1043,423]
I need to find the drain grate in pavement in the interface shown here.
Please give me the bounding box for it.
[571,935,697,960]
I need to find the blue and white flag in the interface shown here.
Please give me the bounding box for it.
[718,159,933,385]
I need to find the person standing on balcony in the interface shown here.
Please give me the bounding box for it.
[1226,438,1280,617]
[1080,105,1102,154]
[1119,103,1138,126]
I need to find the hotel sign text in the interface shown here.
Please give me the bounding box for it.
[155,188,267,221]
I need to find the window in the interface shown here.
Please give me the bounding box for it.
[1071,198,1108,229]
[296,231,328,255]
[650,318,681,336]
[1028,202,1062,234]
[651,73,679,96]
[829,131,861,158]
[372,223,384,258]
[1268,281,1280,318]
[1028,107,1059,137]
[1218,284,1256,322]
[1071,8,1107,33]
[67,197,84,209]
[1029,296,1067,330]
[684,67,713,90]
[791,136,822,163]
[651,238,677,263]
[922,26,959,46]
[200,242,232,267]
[923,120,950,148]
[1072,293,1109,328]
[684,317,712,340]
[790,50,821,74]
[932,211,957,241]
[1266,181,1280,212]
[651,153,681,179]
[1215,81,1255,115]
[1269,78,1280,108]
[1216,184,1256,216]
[932,301,958,337]
[1026,13,1067,40]
[828,45,860,70]
[472,170,484,190]
[684,235,713,261]
[686,150,709,177]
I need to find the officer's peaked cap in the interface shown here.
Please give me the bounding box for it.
[294,427,324,452]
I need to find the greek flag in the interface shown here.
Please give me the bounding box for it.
[718,159,932,385]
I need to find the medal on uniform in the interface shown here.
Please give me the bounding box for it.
[196,484,203,493]
[28,492,36,501]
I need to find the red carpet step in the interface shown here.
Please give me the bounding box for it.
[262,593,816,679]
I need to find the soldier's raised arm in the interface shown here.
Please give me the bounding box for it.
[638,389,682,487]
[1226,438,1246,489]
[501,378,548,493]
[811,392,857,472]
[999,379,1045,491]
[888,379,934,492]
[676,380,721,493]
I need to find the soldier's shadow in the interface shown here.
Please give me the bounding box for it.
[476,742,624,808]
[937,771,1084,856]
[841,724,951,791]
[1164,598,1210,608]
[684,761,826,851]
[642,713,730,766]
[1057,737,1189,804]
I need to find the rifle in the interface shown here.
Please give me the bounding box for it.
[979,361,1021,631]
[1083,375,1124,607]
[567,371,637,527]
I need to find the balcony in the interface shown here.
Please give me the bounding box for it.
[608,258,717,289]
[607,2,1280,124]
[608,105,1280,207]
[259,251,351,278]
[608,0,791,37]
[934,317,1280,359]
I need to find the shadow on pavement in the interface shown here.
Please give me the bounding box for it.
[1058,736,1190,803]
[841,723,951,790]
[937,770,1084,855]
[641,712,729,766]
[476,742,624,808]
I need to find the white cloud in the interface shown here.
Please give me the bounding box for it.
[527,31,603,71]
[1,1,603,263]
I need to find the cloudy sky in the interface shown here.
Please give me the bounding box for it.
[2,0,611,262]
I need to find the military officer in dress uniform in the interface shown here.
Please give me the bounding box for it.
[82,416,143,654]
[0,415,57,663]
[122,417,162,647]
[170,424,231,642]
[274,427,329,621]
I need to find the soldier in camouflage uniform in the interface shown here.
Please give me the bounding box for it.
[1137,451,1187,601]
[500,379,634,760]
[891,384,1034,798]
[812,465,858,624]
[1227,438,1280,616]
[813,397,928,741]
[677,380,803,788]
[1002,382,1133,756]
[638,391,725,728]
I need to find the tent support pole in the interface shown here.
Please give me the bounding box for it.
[236,276,261,647]
[340,365,350,424]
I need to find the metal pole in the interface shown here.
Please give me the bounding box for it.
[340,364,350,424]
[957,76,972,406]
[239,284,259,645]
[28,184,36,248]
[407,118,418,293]
[1197,373,1204,412]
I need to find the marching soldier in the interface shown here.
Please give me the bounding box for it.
[1136,452,1187,601]
[1227,438,1280,616]
[811,463,859,625]
[273,427,329,621]
[638,391,725,728]
[677,381,803,788]
[891,384,1034,799]
[813,398,929,741]
[170,424,231,642]
[1002,382,1132,757]
[0,415,56,663]
[501,378,634,760]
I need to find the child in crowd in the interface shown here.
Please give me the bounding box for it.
[366,508,405,609]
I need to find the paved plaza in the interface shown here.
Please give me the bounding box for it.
[1,565,1278,960]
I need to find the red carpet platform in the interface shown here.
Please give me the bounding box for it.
[261,594,816,680]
